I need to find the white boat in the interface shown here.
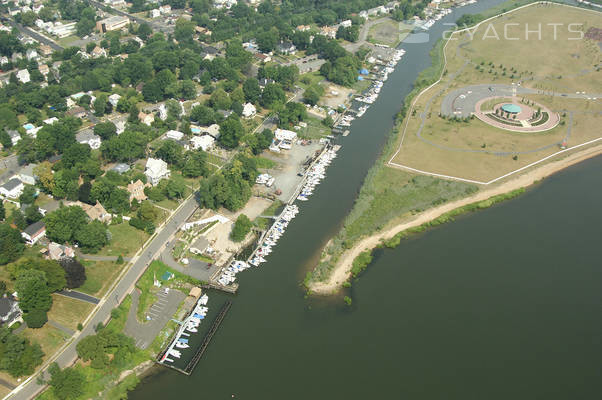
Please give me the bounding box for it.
[175,342,189,349]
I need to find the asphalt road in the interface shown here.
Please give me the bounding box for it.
[7,194,200,400]
[57,290,100,305]
[1,19,63,51]
[87,0,174,34]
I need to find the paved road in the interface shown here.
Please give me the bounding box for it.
[7,194,201,400]
[57,290,100,305]
[1,19,63,51]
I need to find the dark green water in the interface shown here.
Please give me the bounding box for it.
[131,1,601,398]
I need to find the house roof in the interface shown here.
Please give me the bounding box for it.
[1,178,23,192]
[0,296,18,318]
[76,130,100,143]
[23,220,45,236]
[111,163,130,174]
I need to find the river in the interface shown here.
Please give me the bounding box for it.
[131,1,601,398]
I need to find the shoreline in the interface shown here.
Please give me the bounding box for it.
[309,143,602,295]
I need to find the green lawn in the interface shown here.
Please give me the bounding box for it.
[97,223,149,257]
[78,260,125,297]
[299,116,330,139]
[48,294,95,330]
[21,325,69,365]
[254,199,283,230]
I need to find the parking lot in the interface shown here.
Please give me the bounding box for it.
[124,288,186,349]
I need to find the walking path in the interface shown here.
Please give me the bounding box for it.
[56,290,100,305]
[47,320,75,337]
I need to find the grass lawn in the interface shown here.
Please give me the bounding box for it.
[97,223,149,257]
[78,260,124,297]
[255,156,277,169]
[367,18,403,47]
[21,325,69,364]
[48,294,95,331]
[254,199,282,230]
[298,71,324,89]
[299,116,330,139]
[135,261,202,321]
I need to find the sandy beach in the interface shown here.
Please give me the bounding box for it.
[309,143,602,295]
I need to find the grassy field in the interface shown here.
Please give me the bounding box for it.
[21,325,69,364]
[78,260,124,297]
[97,223,149,257]
[367,18,414,47]
[48,295,95,330]
[391,3,602,182]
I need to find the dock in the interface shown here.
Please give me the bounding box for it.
[156,300,232,376]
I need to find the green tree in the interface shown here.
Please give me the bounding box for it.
[93,94,109,117]
[24,205,43,224]
[23,309,48,329]
[15,269,52,313]
[0,201,4,221]
[243,78,261,103]
[230,214,252,242]
[165,178,186,199]
[75,221,108,253]
[44,206,88,243]
[0,224,25,265]
[19,185,37,205]
[260,83,286,109]
[189,105,216,125]
[218,114,244,149]
[182,150,208,178]
[48,363,85,400]
[155,140,184,167]
[93,122,117,140]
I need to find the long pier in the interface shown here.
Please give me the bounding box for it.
[156,300,232,376]
[184,300,232,375]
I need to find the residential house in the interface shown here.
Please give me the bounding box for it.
[0,295,22,327]
[115,119,126,135]
[26,49,38,60]
[0,178,24,199]
[150,9,160,18]
[138,111,155,126]
[108,93,121,107]
[255,53,271,63]
[32,3,44,13]
[66,106,87,119]
[258,78,275,88]
[16,69,30,83]
[158,103,168,121]
[127,179,150,202]
[39,44,53,57]
[242,103,256,119]
[111,163,130,174]
[195,26,212,36]
[47,242,74,260]
[159,4,172,14]
[338,20,352,28]
[6,130,20,146]
[319,26,337,39]
[76,201,112,223]
[145,158,170,186]
[0,55,8,65]
[277,41,296,55]
[43,117,58,125]
[21,220,46,245]
[296,25,311,32]
[76,130,102,150]
[190,135,215,151]
[165,130,184,141]
[38,64,49,76]
[91,46,107,58]
[18,163,37,185]
[199,124,221,138]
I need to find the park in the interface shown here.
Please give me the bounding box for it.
[390,2,602,184]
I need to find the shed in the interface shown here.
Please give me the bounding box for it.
[189,287,202,299]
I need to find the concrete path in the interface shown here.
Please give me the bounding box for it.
[56,290,100,305]
[123,288,186,350]
[48,320,75,337]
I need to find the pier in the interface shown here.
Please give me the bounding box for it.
[156,300,232,376]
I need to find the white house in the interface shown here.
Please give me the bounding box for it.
[199,124,221,138]
[158,103,168,121]
[26,49,38,60]
[145,158,170,186]
[108,93,121,107]
[275,128,297,141]
[43,117,58,125]
[150,9,160,18]
[242,103,257,119]
[76,130,102,150]
[190,135,215,151]
[0,178,24,199]
[0,296,22,328]
[16,69,30,83]
[6,130,20,146]
[165,130,184,141]
[21,221,46,245]
[115,119,126,135]
[18,163,37,185]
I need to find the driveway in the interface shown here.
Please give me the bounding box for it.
[57,290,100,305]
[123,288,186,350]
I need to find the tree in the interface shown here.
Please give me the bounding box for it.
[24,205,43,224]
[75,220,108,253]
[137,201,157,222]
[34,162,55,193]
[101,131,147,162]
[12,209,27,230]
[260,83,286,109]
[182,150,208,178]
[93,94,108,117]
[0,224,25,265]
[23,309,48,329]
[231,214,252,242]
[19,185,37,205]
[249,129,274,155]
[303,84,324,106]
[165,178,186,199]
[94,122,117,140]
[0,327,44,377]
[0,130,12,149]
[0,202,4,221]
[243,78,261,103]
[15,269,52,314]
[209,88,231,110]
[58,258,86,289]
[174,18,195,43]
[155,140,184,167]
[13,258,66,293]
[137,23,152,40]
[44,206,88,244]
[48,363,85,400]
[189,105,216,125]
[218,114,244,149]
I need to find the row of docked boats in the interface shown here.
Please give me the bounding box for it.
[160,293,209,364]
[297,148,337,202]
[217,260,250,286]
[355,49,405,106]
[249,204,299,266]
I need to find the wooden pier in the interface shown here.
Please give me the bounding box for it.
[156,300,232,376]
[202,281,238,294]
